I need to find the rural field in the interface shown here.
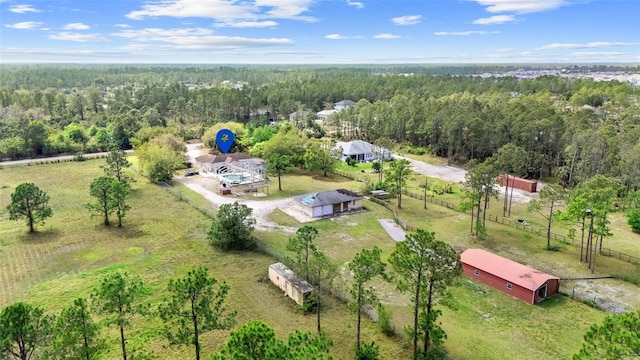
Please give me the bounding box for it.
[1,156,639,359]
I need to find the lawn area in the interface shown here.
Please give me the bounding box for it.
[0,159,412,360]
[254,168,363,200]
[256,171,638,359]
[1,158,637,360]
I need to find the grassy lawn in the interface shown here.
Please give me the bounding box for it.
[0,159,412,360]
[1,158,637,360]
[249,168,363,200]
[257,171,638,359]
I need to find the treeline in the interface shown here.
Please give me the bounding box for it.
[0,66,638,189]
[1,64,637,90]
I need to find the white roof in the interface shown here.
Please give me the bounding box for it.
[335,140,373,156]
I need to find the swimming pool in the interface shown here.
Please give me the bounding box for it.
[222,174,251,183]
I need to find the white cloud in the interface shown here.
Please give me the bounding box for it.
[537,41,637,50]
[391,15,421,26]
[570,51,629,57]
[374,33,402,39]
[214,20,278,28]
[434,30,499,36]
[113,27,213,39]
[4,21,43,29]
[126,0,316,22]
[9,4,41,13]
[472,15,516,25]
[49,32,110,42]
[473,0,567,14]
[347,0,364,9]
[326,34,348,40]
[115,24,131,28]
[112,27,293,50]
[63,23,90,30]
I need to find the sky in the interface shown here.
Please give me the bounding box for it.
[1,0,639,64]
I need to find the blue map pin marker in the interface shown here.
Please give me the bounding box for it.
[216,129,235,154]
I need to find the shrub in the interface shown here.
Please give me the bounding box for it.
[627,208,640,232]
[376,303,395,336]
[356,342,379,360]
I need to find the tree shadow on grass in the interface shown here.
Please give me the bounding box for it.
[310,173,352,183]
[95,223,146,239]
[18,228,63,244]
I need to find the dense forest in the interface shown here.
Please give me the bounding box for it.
[1,65,639,191]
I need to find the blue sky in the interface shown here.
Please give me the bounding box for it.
[1,0,639,64]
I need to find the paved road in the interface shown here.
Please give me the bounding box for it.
[0,150,134,167]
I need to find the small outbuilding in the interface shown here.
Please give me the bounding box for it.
[460,249,559,304]
[294,189,363,218]
[498,174,538,193]
[268,263,313,306]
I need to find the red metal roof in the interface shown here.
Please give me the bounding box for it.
[460,249,558,291]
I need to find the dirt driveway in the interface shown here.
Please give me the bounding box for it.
[396,155,544,204]
[177,150,638,313]
[176,175,297,233]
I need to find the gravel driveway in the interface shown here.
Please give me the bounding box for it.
[175,175,297,233]
[175,150,637,313]
[396,155,544,204]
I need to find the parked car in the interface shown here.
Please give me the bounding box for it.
[185,170,199,177]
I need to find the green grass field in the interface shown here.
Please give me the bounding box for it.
[1,158,637,359]
[0,160,412,359]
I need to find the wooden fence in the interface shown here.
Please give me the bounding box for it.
[401,190,640,266]
[333,170,640,267]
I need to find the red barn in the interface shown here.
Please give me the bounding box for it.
[460,249,559,304]
[498,174,538,193]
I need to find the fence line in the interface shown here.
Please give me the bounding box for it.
[401,189,640,266]
[332,170,640,266]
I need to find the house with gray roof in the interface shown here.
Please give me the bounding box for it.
[334,140,393,162]
[334,100,356,110]
[294,189,363,218]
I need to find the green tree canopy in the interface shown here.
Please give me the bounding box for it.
[7,182,53,233]
[349,247,386,351]
[0,302,53,360]
[212,320,333,360]
[91,272,146,360]
[208,202,256,250]
[385,159,412,209]
[573,309,640,359]
[86,176,117,226]
[158,267,236,360]
[389,229,460,358]
[50,298,104,360]
[267,153,295,191]
[303,142,340,177]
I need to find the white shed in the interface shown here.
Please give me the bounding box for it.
[268,263,313,306]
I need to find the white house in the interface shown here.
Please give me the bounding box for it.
[334,140,393,162]
[294,189,363,218]
[315,109,337,121]
[334,100,356,111]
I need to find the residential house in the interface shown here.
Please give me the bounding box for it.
[334,100,356,111]
[194,152,265,175]
[294,189,363,218]
[334,140,393,162]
